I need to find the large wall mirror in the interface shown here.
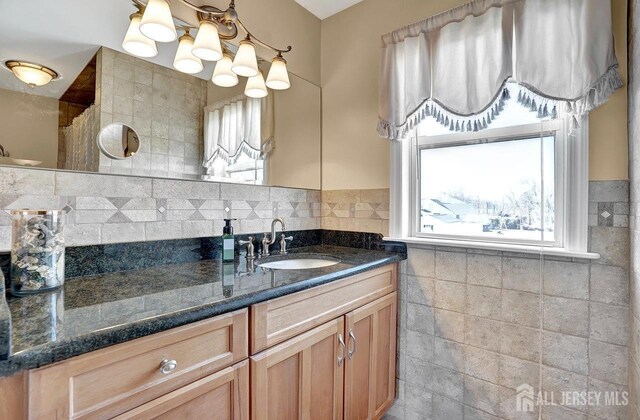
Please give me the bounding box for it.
[0,1,321,189]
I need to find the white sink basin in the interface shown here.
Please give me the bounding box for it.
[258,257,340,270]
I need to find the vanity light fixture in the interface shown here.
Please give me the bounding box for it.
[231,37,258,77]
[192,20,223,61]
[244,70,268,98]
[122,12,158,58]
[126,0,291,96]
[139,0,177,42]
[211,51,238,87]
[173,30,204,74]
[4,60,59,87]
[265,54,290,90]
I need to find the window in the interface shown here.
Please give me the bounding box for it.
[390,83,589,254]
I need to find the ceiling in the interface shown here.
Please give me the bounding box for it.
[294,0,363,20]
[0,0,217,99]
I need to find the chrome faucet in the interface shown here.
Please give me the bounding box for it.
[261,218,286,256]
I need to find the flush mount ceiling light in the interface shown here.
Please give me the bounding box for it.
[4,60,59,87]
[126,0,291,96]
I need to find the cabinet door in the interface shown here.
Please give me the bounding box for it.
[251,317,345,420]
[115,360,249,420]
[344,292,397,420]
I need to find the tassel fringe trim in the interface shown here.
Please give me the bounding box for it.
[378,87,511,140]
[379,66,623,140]
[204,140,265,168]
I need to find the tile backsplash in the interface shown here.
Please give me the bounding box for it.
[0,167,320,252]
[321,188,390,236]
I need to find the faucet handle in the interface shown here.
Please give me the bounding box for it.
[238,236,255,259]
[261,233,271,256]
[238,236,253,245]
[280,234,294,254]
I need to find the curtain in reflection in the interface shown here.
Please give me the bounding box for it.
[203,94,274,179]
[62,104,99,172]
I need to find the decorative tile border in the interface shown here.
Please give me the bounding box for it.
[0,167,321,252]
[321,188,390,236]
[588,181,630,228]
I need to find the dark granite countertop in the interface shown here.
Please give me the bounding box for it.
[0,245,403,376]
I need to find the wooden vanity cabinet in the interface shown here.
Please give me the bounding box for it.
[250,317,345,420]
[249,264,398,420]
[28,309,248,419]
[115,360,249,420]
[2,262,398,420]
[344,292,397,420]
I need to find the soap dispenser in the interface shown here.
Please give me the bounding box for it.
[222,219,236,262]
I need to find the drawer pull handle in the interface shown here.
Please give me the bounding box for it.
[337,334,346,367]
[348,329,356,359]
[160,359,178,374]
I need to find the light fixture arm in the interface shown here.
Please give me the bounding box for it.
[133,0,291,55]
[234,18,292,54]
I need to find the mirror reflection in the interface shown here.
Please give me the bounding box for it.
[0,1,321,189]
[97,123,140,160]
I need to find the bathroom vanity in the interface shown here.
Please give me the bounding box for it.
[0,245,401,419]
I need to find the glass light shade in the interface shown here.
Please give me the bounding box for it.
[6,61,58,87]
[245,71,268,98]
[232,39,259,77]
[173,33,204,74]
[122,13,158,58]
[192,21,223,61]
[139,0,177,43]
[265,56,290,90]
[211,53,238,87]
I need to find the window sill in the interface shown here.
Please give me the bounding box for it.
[384,236,600,259]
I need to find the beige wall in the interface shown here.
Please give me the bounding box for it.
[321,0,629,189]
[268,79,321,189]
[171,0,321,85]
[0,87,58,168]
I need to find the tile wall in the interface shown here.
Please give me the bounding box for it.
[0,167,320,252]
[321,188,390,236]
[385,180,630,419]
[97,47,207,179]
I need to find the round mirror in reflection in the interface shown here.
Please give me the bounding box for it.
[97,123,140,159]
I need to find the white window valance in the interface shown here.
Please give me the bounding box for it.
[203,94,274,175]
[378,0,623,140]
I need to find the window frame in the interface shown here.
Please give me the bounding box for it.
[389,112,590,255]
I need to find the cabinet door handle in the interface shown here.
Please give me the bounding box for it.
[160,359,178,374]
[348,329,356,359]
[337,334,346,367]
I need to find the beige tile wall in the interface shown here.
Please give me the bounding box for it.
[97,48,207,179]
[0,167,320,252]
[321,188,390,236]
[387,180,631,419]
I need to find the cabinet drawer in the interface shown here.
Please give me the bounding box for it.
[115,360,249,420]
[250,264,397,353]
[29,309,248,419]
